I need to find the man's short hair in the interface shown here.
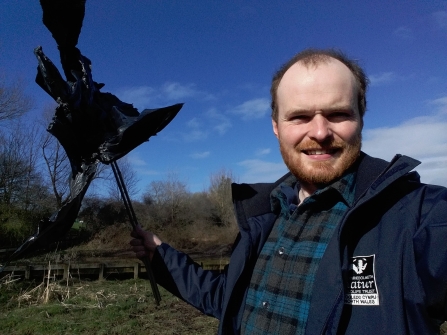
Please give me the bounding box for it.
[270,48,369,121]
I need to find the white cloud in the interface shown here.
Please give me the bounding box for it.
[393,26,413,40]
[363,102,447,187]
[363,122,447,161]
[179,109,232,141]
[187,118,201,128]
[214,122,232,135]
[430,96,447,108]
[181,117,209,141]
[162,82,201,100]
[126,153,147,167]
[182,118,208,142]
[183,129,208,142]
[117,82,213,110]
[238,159,287,184]
[124,153,161,176]
[117,86,156,110]
[432,10,447,30]
[231,98,270,120]
[256,148,271,156]
[207,108,232,135]
[190,151,210,159]
[369,72,397,86]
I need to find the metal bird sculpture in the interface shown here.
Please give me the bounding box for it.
[1,0,182,303]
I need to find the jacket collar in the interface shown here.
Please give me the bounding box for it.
[354,152,421,203]
[232,152,421,221]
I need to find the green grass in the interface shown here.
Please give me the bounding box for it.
[0,276,218,335]
[2,274,446,334]
[71,221,86,230]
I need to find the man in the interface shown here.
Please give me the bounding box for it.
[131,49,447,334]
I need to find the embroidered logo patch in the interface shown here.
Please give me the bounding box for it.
[344,254,379,305]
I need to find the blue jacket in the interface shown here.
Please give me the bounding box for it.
[152,153,447,334]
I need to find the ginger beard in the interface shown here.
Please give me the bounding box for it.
[279,131,362,186]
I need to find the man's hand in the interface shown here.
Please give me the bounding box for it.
[130,225,162,261]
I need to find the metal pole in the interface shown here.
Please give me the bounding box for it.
[111,161,161,305]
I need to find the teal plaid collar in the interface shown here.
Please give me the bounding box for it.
[271,170,357,214]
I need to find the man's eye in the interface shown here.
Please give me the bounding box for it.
[289,115,309,121]
[329,112,351,119]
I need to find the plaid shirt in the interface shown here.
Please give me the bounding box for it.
[241,172,356,334]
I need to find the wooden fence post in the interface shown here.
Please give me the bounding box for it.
[99,263,105,280]
[134,263,140,279]
[63,264,69,280]
[25,265,31,280]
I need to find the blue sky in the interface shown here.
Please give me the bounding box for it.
[1,1,446,195]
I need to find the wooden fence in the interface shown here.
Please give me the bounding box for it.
[1,260,228,281]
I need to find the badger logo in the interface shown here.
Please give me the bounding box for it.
[352,257,368,274]
[345,254,379,306]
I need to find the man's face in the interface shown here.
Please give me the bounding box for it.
[272,59,362,189]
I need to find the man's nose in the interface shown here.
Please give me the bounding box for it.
[308,115,332,141]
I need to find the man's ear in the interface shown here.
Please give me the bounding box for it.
[272,119,279,139]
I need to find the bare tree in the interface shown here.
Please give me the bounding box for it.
[0,76,33,123]
[41,132,70,208]
[143,172,192,228]
[0,121,47,209]
[0,130,28,205]
[40,105,71,208]
[105,157,140,202]
[21,122,49,212]
[208,168,236,227]
[0,76,45,245]
[0,120,52,245]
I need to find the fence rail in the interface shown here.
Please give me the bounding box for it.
[1,260,228,281]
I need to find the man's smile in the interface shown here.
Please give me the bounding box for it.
[302,149,338,155]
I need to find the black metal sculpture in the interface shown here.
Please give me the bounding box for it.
[0,0,182,304]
